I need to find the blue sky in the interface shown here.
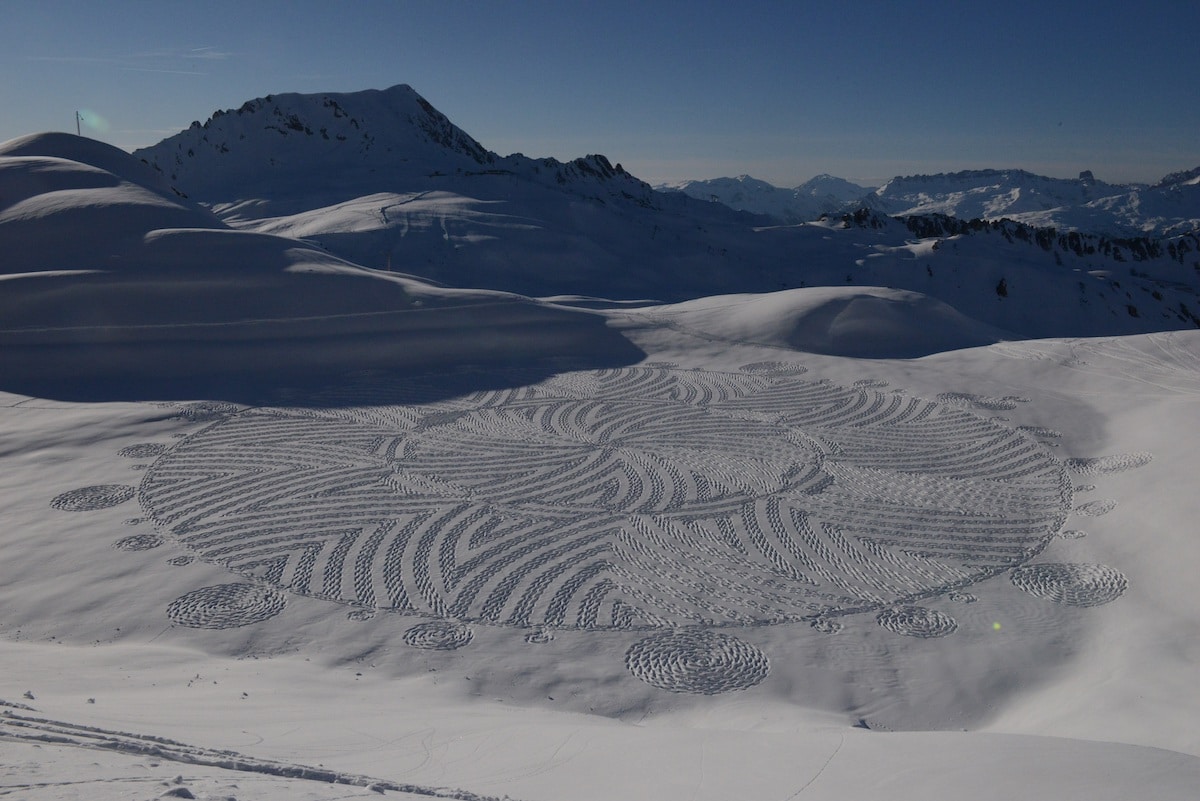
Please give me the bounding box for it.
[3,0,1196,186]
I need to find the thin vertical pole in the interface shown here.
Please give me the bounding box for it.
[75,111,81,136]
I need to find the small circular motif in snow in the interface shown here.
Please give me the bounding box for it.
[625,630,769,694]
[112,533,163,551]
[1010,563,1128,607]
[51,485,136,512]
[403,621,474,650]
[166,583,286,629]
[876,606,958,638]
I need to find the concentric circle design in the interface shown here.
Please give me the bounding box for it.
[112,533,163,551]
[138,365,1073,631]
[166,583,286,629]
[1010,563,1128,607]
[51,485,136,512]
[625,630,769,694]
[876,606,958,638]
[403,621,474,650]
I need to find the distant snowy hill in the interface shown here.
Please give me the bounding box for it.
[656,173,872,224]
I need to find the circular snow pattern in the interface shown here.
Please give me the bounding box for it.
[625,630,769,694]
[112,533,163,551]
[1010,563,1128,607]
[118,443,169,459]
[403,621,474,651]
[166,583,286,629]
[51,485,136,512]
[138,365,1072,631]
[876,607,958,638]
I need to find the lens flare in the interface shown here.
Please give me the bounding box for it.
[77,109,110,133]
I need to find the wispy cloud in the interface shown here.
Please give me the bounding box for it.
[120,66,208,76]
[185,46,232,60]
[29,55,120,64]
[27,45,231,76]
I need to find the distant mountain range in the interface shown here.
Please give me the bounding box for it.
[660,168,1200,237]
[654,174,872,225]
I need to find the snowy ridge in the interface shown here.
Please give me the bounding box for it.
[664,167,1200,236]
[134,84,684,219]
[869,167,1200,236]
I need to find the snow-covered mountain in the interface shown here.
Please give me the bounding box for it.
[134,84,707,222]
[125,86,1200,342]
[868,168,1200,236]
[656,173,872,224]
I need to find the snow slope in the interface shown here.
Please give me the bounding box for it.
[0,132,642,393]
[3,320,1199,799]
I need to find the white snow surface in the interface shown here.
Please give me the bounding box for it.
[2,101,1200,799]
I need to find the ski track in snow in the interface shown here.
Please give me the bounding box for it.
[0,705,516,801]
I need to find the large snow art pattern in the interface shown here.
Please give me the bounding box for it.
[58,363,1145,693]
[138,364,1078,627]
